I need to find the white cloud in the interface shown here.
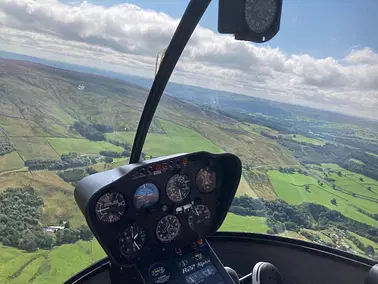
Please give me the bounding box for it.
[0,0,378,119]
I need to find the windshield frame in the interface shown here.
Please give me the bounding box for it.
[129,0,211,163]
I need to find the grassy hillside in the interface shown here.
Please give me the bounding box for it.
[268,170,378,226]
[349,232,378,252]
[0,152,24,172]
[0,241,106,284]
[47,138,124,155]
[220,213,269,233]
[106,120,223,157]
[290,134,325,146]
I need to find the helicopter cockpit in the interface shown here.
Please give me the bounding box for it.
[63,1,377,284]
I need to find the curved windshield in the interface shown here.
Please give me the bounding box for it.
[0,0,377,283]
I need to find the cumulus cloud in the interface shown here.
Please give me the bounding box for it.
[0,0,377,119]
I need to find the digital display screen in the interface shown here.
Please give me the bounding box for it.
[177,252,220,284]
[185,265,217,284]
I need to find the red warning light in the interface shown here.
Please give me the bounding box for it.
[183,158,188,166]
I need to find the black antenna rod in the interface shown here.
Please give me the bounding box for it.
[129,0,212,163]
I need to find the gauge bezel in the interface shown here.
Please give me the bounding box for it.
[195,165,218,193]
[133,182,161,210]
[188,204,212,232]
[148,263,172,284]
[95,191,127,224]
[119,224,147,257]
[165,173,192,203]
[155,214,182,243]
[244,0,278,34]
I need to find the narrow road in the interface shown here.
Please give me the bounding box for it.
[0,166,28,176]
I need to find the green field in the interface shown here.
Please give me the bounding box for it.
[349,158,365,165]
[278,231,309,241]
[349,232,378,252]
[317,164,378,199]
[268,170,378,227]
[11,137,60,161]
[106,120,223,157]
[0,116,47,137]
[290,134,325,145]
[0,241,106,284]
[0,151,24,172]
[47,138,124,155]
[219,213,268,233]
[240,123,278,135]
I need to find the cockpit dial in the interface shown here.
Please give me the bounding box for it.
[119,225,147,256]
[196,166,217,193]
[166,174,192,203]
[156,215,182,243]
[188,204,211,233]
[95,192,127,223]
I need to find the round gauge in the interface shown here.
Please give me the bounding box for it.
[188,204,211,232]
[196,166,217,193]
[149,264,172,284]
[245,0,278,34]
[119,225,146,256]
[156,215,181,243]
[95,192,127,223]
[134,183,160,209]
[166,174,191,203]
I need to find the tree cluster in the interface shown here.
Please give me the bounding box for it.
[278,167,296,174]
[278,139,378,181]
[0,187,93,252]
[57,169,87,182]
[25,152,94,171]
[100,150,129,158]
[230,196,378,245]
[86,167,98,175]
[73,122,106,141]
[106,139,132,151]
[55,225,93,245]
[0,137,15,156]
[0,187,53,251]
[92,123,114,133]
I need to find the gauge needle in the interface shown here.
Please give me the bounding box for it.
[134,241,140,250]
[195,207,199,216]
[98,207,110,212]
[179,189,182,200]
[133,234,139,240]
[131,227,134,239]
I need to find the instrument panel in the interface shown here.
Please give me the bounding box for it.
[74,152,241,266]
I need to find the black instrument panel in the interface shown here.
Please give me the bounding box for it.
[74,152,242,266]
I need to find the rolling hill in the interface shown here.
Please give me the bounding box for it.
[0,58,297,224]
[1,58,378,283]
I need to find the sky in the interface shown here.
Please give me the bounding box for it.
[0,0,378,119]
